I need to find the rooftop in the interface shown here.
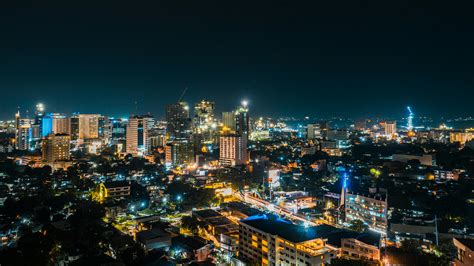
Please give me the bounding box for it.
[192,209,222,219]
[103,180,131,189]
[240,214,380,246]
[455,238,474,251]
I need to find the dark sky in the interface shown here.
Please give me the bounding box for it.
[1,1,474,120]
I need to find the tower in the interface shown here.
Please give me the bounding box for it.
[126,115,151,156]
[166,102,191,139]
[42,134,71,163]
[78,114,100,140]
[340,174,348,207]
[407,106,414,131]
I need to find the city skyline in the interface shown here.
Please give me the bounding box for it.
[2,1,474,263]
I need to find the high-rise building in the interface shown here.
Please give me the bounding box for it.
[42,133,70,163]
[194,100,215,127]
[345,189,388,234]
[235,104,250,138]
[193,100,217,144]
[384,121,397,139]
[98,116,114,144]
[31,103,45,141]
[165,139,194,166]
[70,114,79,140]
[42,113,71,136]
[450,131,474,146]
[327,129,350,148]
[126,115,151,156]
[166,102,191,139]
[219,134,247,166]
[307,123,321,140]
[265,168,281,189]
[15,111,31,150]
[78,114,100,140]
[222,111,236,131]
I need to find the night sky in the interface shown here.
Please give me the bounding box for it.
[1,1,474,119]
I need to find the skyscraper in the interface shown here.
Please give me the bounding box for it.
[307,123,321,140]
[42,113,71,136]
[15,110,31,150]
[193,100,217,144]
[219,134,247,166]
[384,121,397,139]
[222,111,236,131]
[235,103,250,138]
[78,114,100,140]
[70,114,79,140]
[219,101,250,166]
[165,139,194,166]
[194,100,215,127]
[42,133,71,163]
[31,103,45,141]
[126,115,151,156]
[166,102,191,139]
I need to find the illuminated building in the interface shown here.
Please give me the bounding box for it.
[70,114,79,140]
[126,115,151,156]
[450,131,474,146]
[15,111,31,150]
[433,169,461,181]
[42,133,70,163]
[222,111,236,131]
[165,139,194,166]
[194,100,215,127]
[238,215,381,265]
[345,189,388,234]
[219,101,249,166]
[31,103,45,142]
[235,102,250,138]
[166,102,191,139]
[326,129,350,148]
[193,100,217,143]
[99,181,132,199]
[250,129,270,141]
[453,238,474,266]
[238,215,335,265]
[219,134,247,166]
[384,121,397,139]
[307,123,321,140]
[42,113,71,136]
[392,153,435,166]
[265,168,280,190]
[98,116,112,144]
[78,114,100,140]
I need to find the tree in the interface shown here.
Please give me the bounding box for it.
[348,219,368,233]
[400,239,421,253]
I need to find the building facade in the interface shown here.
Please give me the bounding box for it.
[345,190,388,234]
[126,115,151,156]
[78,114,100,140]
[219,134,247,166]
[42,133,71,163]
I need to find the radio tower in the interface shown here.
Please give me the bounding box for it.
[407,106,414,131]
